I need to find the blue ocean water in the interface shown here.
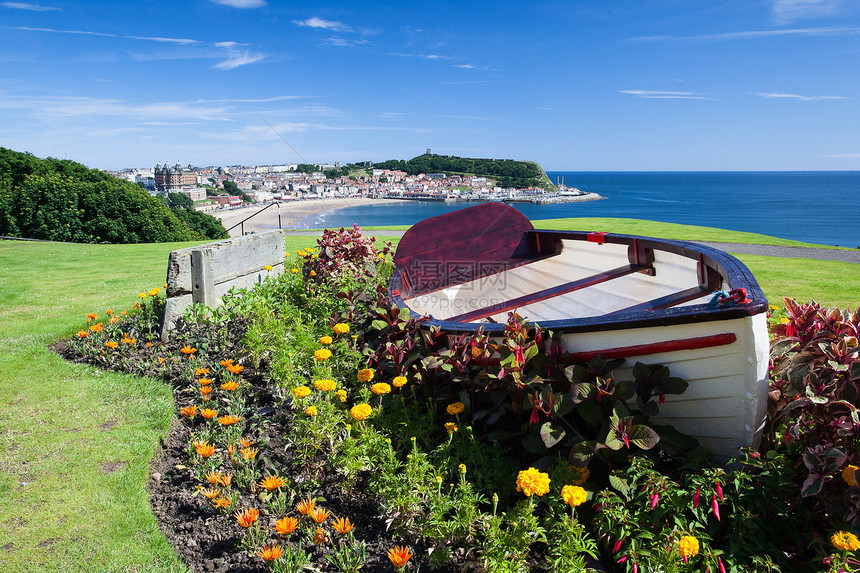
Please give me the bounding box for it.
[300,172,860,247]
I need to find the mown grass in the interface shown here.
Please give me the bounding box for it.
[0,223,856,571]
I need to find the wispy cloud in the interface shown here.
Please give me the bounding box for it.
[127,35,201,45]
[2,2,60,11]
[292,17,351,32]
[629,26,860,42]
[619,90,711,100]
[209,0,266,8]
[212,48,263,70]
[755,91,848,100]
[324,37,369,47]
[772,0,843,24]
[454,64,476,69]
[821,152,860,158]
[391,52,452,61]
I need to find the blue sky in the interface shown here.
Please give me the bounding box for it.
[1,0,859,171]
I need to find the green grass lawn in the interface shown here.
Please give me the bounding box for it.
[0,224,856,571]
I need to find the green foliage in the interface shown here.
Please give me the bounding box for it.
[372,154,547,188]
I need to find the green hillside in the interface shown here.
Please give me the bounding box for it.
[372,153,553,189]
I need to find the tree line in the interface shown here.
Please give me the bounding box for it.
[371,154,546,188]
[0,147,227,244]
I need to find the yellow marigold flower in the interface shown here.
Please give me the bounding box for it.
[104,340,118,349]
[333,517,354,535]
[333,323,350,335]
[458,463,467,475]
[86,312,97,322]
[198,378,212,386]
[392,376,407,387]
[310,270,317,276]
[234,507,260,528]
[310,507,331,524]
[832,530,860,552]
[220,380,239,391]
[225,363,243,374]
[293,386,311,398]
[350,403,372,421]
[89,322,103,332]
[568,465,590,486]
[291,268,299,274]
[241,447,259,461]
[194,442,215,458]
[371,382,391,395]
[296,498,315,515]
[76,329,89,338]
[275,516,298,535]
[388,546,414,569]
[180,405,197,418]
[138,293,146,299]
[314,379,336,392]
[561,485,588,507]
[516,467,551,497]
[447,402,465,415]
[780,317,790,324]
[148,287,160,297]
[357,368,375,383]
[319,335,333,345]
[218,415,241,426]
[445,422,458,434]
[257,544,283,562]
[314,348,332,361]
[180,345,197,355]
[264,265,273,271]
[304,247,314,253]
[200,487,221,500]
[336,389,347,403]
[314,527,327,544]
[201,408,217,419]
[843,465,859,487]
[305,405,317,417]
[258,475,287,491]
[213,496,232,508]
[678,535,700,557]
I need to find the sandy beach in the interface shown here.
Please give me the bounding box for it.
[212,197,403,237]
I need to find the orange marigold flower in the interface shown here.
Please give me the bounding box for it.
[200,408,217,419]
[336,389,347,403]
[314,379,336,392]
[258,475,287,491]
[89,322,104,332]
[314,348,332,361]
[305,405,317,417]
[296,498,315,516]
[198,378,212,386]
[292,386,311,398]
[148,287,160,297]
[257,544,284,562]
[357,368,374,383]
[333,323,350,335]
[104,340,119,349]
[516,467,551,497]
[445,422,458,434]
[225,363,243,374]
[87,312,97,322]
[234,507,260,528]
[138,293,146,299]
[314,527,327,544]
[319,335,333,345]
[76,330,89,338]
[274,516,298,535]
[387,546,414,569]
[180,405,198,418]
[195,367,210,376]
[146,342,152,348]
[200,487,221,499]
[310,507,331,524]
[843,465,860,487]
[220,380,239,391]
[213,496,232,508]
[392,376,407,387]
[264,265,273,271]
[194,442,215,458]
[446,402,465,415]
[370,382,391,395]
[332,517,354,535]
[678,535,700,557]
[350,404,372,421]
[218,415,241,426]
[240,447,258,461]
[832,530,860,552]
[180,345,197,355]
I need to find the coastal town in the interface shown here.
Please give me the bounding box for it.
[106,159,605,210]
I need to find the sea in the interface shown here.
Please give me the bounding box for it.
[299,171,860,248]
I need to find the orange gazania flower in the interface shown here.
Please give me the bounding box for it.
[104,340,119,349]
[198,378,212,386]
[218,415,241,426]
[89,322,103,332]
[239,437,255,449]
[220,380,239,391]
[109,316,120,324]
[257,544,284,562]
[296,498,315,516]
[180,405,198,418]
[332,517,354,535]
[200,386,212,396]
[76,329,89,338]
[274,516,298,535]
[310,507,331,524]
[234,507,260,528]
[314,527,327,544]
[122,335,135,344]
[240,447,258,461]
[225,363,243,374]
[106,310,113,316]
[200,408,217,419]
[195,367,210,376]
[220,358,234,367]
[194,442,215,458]
[205,471,232,487]
[258,475,287,491]
[86,313,97,322]
[180,345,197,355]
[200,487,221,500]
[388,546,414,569]
[213,496,232,509]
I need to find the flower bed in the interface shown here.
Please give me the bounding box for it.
[59,226,860,573]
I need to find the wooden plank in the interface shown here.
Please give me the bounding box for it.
[604,286,712,315]
[564,333,737,362]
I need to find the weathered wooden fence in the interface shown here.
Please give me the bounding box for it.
[161,230,286,337]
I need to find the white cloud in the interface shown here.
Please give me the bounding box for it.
[772,0,842,24]
[2,2,61,10]
[454,64,476,69]
[324,37,369,47]
[629,26,860,42]
[292,17,351,32]
[213,50,264,70]
[821,152,860,158]
[755,91,848,100]
[127,35,200,45]
[619,90,710,100]
[209,0,266,8]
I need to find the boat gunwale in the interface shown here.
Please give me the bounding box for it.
[389,228,769,334]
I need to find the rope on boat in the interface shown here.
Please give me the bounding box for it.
[710,288,750,305]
